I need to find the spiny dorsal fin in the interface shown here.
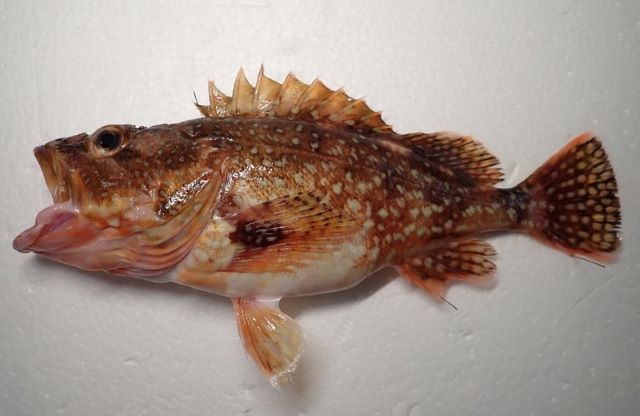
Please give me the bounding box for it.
[196,67,394,134]
[402,131,503,186]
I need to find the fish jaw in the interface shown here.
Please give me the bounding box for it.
[13,142,132,271]
[12,201,154,273]
[13,203,99,253]
[14,141,100,253]
[33,142,77,204]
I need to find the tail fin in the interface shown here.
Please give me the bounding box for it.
[518,133,621,262]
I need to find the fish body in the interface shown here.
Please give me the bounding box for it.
[13,69,621,387]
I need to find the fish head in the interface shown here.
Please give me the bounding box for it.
[13,123,220,276]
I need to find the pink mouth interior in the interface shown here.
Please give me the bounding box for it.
[13,203,99,254]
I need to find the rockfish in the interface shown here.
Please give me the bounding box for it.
[13,69,621,387]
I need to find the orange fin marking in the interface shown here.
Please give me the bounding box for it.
[223,192,358,273]
[196,67,394,134]
[399,239,497,300]
[232,298,304,389]
[401,131,503,186]
[519,133,621,262]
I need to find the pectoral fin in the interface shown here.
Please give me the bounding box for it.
[223,192,358,273]
[398,239,496,301]
[232,298,303,388]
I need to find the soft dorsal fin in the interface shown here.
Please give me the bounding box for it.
[402,131,503,186]
[196,67,394,134]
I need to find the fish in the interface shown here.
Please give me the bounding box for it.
[13,68,621,388]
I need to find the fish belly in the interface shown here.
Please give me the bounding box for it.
[171,218,372,298]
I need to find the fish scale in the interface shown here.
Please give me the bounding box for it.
[14,68,621,388]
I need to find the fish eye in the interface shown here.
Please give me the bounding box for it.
[97,130,121,150]
[91,127,125,157]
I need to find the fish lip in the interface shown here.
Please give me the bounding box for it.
[34,145,70,204]
[12,203,79,253]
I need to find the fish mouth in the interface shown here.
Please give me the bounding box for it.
[12,145,91,254]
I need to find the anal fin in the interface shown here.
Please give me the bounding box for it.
[398,239,496,300]
[233,298,303,388]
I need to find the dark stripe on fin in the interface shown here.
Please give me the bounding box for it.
[398,239,496,300]
[517,133,621,262]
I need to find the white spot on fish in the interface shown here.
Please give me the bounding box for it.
[347,198,361,211]
[274,177,285,188]
[377,208,389,219]
[403,223,416,236]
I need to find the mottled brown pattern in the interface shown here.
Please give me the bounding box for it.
[183,116,506,270]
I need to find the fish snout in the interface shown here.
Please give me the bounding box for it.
[34,144,71,204]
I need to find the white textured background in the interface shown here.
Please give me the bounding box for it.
[1,1,639,415]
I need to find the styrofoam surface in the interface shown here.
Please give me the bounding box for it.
[1,1,639,415]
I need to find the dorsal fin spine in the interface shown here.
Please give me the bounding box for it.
[208,80,231,117]
[254,66,280,115]
[231,69,255,115]
[197,69,393,134]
